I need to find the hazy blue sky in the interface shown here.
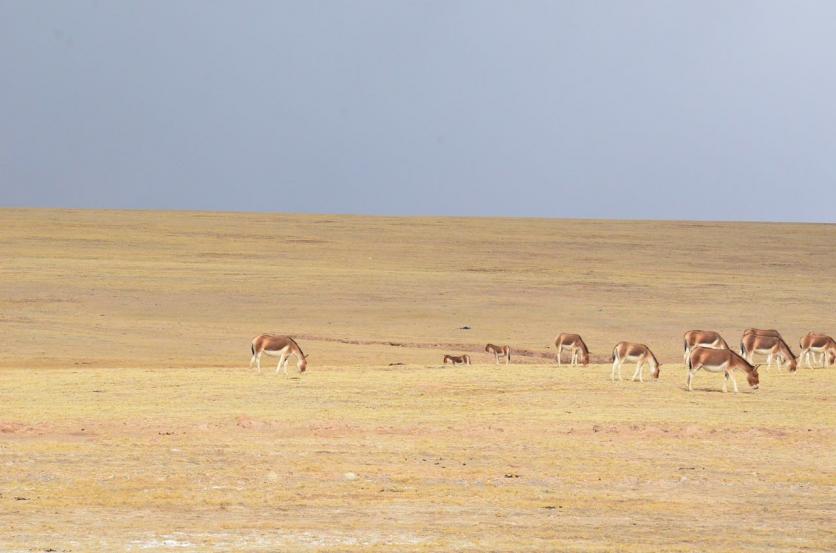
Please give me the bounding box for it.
[1,1,834,222]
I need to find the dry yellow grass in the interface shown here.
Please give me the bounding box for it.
[1,208,834,552]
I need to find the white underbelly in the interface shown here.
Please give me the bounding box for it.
[262,348,289,357]
[698,363,728,373]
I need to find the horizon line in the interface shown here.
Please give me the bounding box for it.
[1,205,833,226]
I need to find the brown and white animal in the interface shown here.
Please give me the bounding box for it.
[250,334,308,374]
[743,328,783,338]
[610,342,661,382]
[485,344,511,365]
[554,333,590,366]
[682,330,729,364]
[739,331,797,372]
[686,347,760,393]
[799,332,836,368]
[443,354,472,365]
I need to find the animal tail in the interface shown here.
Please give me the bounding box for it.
[611,346,616,363]
[738,341,745,356]
[686,351,692,370]
[251,342,255,356]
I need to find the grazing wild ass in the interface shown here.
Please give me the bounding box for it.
[799,332,836,368]
[443,354,472,365]
[743,328,783,338]
[250,334,308,374]
[739,331,797,372]
[686,347,760,393]
[682,330,729,364]
[610,342,661,382]
[554,333,590,367]
[485,344,511,365]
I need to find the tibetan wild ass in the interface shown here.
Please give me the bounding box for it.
[250,334,308,374]
[739,331,797,372]
[799,332,836,368]
[682,330,730,364]
[443,354,472,365]
[554,333,590,367]
[485,344,511,365]
[686,347,760,393]
[610,342,661,382]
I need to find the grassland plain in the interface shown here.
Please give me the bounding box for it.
[0,208,834,552]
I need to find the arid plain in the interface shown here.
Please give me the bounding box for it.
[1,209,834,552]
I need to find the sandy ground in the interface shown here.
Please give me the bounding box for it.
[1,209,834,551]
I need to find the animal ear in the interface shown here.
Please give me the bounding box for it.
[304,354,310,359]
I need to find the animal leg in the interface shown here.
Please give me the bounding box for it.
[631,361,642,382]
[722,371,729,393]
[687,369,694,391]
[730,371,739,393]
[276,352,287,374]
[610,358,618,381]
[256,353,263,373]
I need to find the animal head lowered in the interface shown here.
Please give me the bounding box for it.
[298,353,309,373]
[775,351,797,373]
[747,365,760,390]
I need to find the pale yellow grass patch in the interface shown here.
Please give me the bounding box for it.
[1,209,834,551]
[1,365,833,552]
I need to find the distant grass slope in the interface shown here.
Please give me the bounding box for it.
[1,208,833,368]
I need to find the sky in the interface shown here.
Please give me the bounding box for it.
[1,1,835,222]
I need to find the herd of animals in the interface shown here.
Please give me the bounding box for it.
[249,329,835,393]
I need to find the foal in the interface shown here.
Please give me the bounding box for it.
[443,354,472,365]
[485,344,511,365]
